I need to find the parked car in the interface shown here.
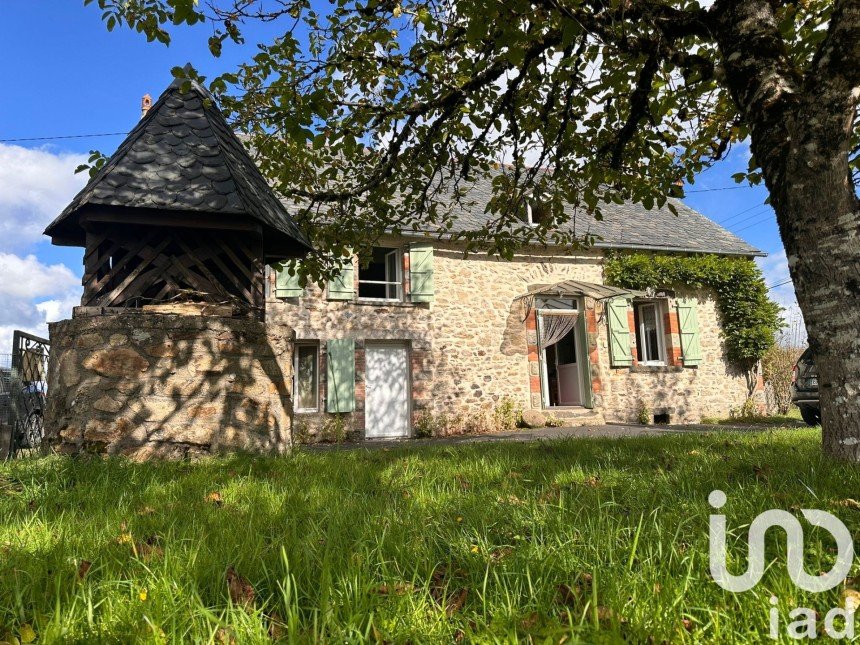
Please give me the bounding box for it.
[791,348,820,426]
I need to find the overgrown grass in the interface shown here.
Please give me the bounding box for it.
[1,428,857,643]
[701,405,804,426]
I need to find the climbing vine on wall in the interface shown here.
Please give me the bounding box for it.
[604,252,782,366]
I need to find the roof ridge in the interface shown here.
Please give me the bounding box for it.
[197,98,276,221]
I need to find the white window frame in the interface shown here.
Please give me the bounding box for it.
[293,342,320,413]
[358,247,403,302]
[635,301,667,365]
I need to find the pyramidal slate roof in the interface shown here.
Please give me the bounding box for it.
[45,72,312,256]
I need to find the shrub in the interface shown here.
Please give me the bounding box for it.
[321,414,348,443]
[544,414,565,428]
[413,411,437,438]
[637,402,651,425]
[493,397,523,432]
[762,344,804,415]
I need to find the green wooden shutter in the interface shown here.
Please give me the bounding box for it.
[275,260,303,298]
[576,313,594,408]
[676,298,703,366]
[326,339,355,412]
[607,297,633,367]
[327,253,354,301]
[409,243,435,302]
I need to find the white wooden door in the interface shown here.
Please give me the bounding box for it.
[365,344,410,438]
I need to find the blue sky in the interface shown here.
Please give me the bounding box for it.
[0,0,799,353]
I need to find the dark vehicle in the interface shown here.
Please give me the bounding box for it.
[791,348,820,426]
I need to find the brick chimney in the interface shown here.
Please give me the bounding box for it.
[141,94,153,119]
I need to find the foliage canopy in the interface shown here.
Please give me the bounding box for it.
[80,0,856,269]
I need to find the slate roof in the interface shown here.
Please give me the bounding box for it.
[45,73,312,256]
[434,173,763,257]
[280,170,762,257]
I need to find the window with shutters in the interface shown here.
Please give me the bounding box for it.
[358,247,402,301]
[633,301,667,365]
[293,342,319,412]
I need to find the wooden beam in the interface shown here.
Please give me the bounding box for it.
[95,237,172,307]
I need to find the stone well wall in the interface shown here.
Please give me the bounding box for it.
[45,312,293,459]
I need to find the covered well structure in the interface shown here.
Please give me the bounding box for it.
[43,73,311,458]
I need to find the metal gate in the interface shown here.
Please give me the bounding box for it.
[4,331,50,459]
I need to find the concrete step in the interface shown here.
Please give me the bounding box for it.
[543,408,605,426]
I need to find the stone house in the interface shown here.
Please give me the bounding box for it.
[268,188,764,441]
[41,74,766,457]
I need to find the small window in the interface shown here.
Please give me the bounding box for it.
[634,301,667,365]
[294,343,319,412]
[358,247,402,300]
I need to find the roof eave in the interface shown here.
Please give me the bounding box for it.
[590,240,766,258]
[392,229,766,258]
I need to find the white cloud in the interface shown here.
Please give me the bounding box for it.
[0,144,87,355]
[0,143,88,251]
[0,253,79,298]
[0,254,81,355]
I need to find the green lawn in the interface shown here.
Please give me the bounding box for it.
[1,428,857,643]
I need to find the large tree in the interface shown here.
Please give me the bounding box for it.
[86,0,859,458]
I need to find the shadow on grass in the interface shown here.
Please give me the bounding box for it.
[0,428,854,643]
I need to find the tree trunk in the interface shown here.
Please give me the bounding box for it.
[714,0,860,459]
[781,154,860,459]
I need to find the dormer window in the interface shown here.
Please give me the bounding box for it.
[525,202,550,227]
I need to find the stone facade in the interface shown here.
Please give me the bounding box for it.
[45,312,293,459]
[594,292,754,423]
[268,238,758,440]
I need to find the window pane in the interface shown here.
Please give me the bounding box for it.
[296,345,318,410]
[640,304,661,362]
[386,251,399,300]
[358,247,400,299]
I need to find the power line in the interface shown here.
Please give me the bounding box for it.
[0,132,129,143]
[731,212,775,233]
[715,201,768,225]
[722,207,772,230]
[768,278,793,291]
[685,185,749,193]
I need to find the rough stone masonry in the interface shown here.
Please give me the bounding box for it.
[45,311,294,459]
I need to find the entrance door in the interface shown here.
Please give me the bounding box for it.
[538,304,583,408]
[365,344,411,438]
[554,329,581,406]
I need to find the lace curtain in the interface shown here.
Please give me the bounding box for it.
[538,312,579,349]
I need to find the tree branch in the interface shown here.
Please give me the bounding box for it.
[806,0,860,111]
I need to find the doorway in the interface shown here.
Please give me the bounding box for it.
[537,299,583,408]
[365,343,411,438]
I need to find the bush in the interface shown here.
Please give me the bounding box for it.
[321,414,348,443]
[413,411,438,438]
[637,402,651,425]
[762,344,804,414]
[493,397,523,432]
